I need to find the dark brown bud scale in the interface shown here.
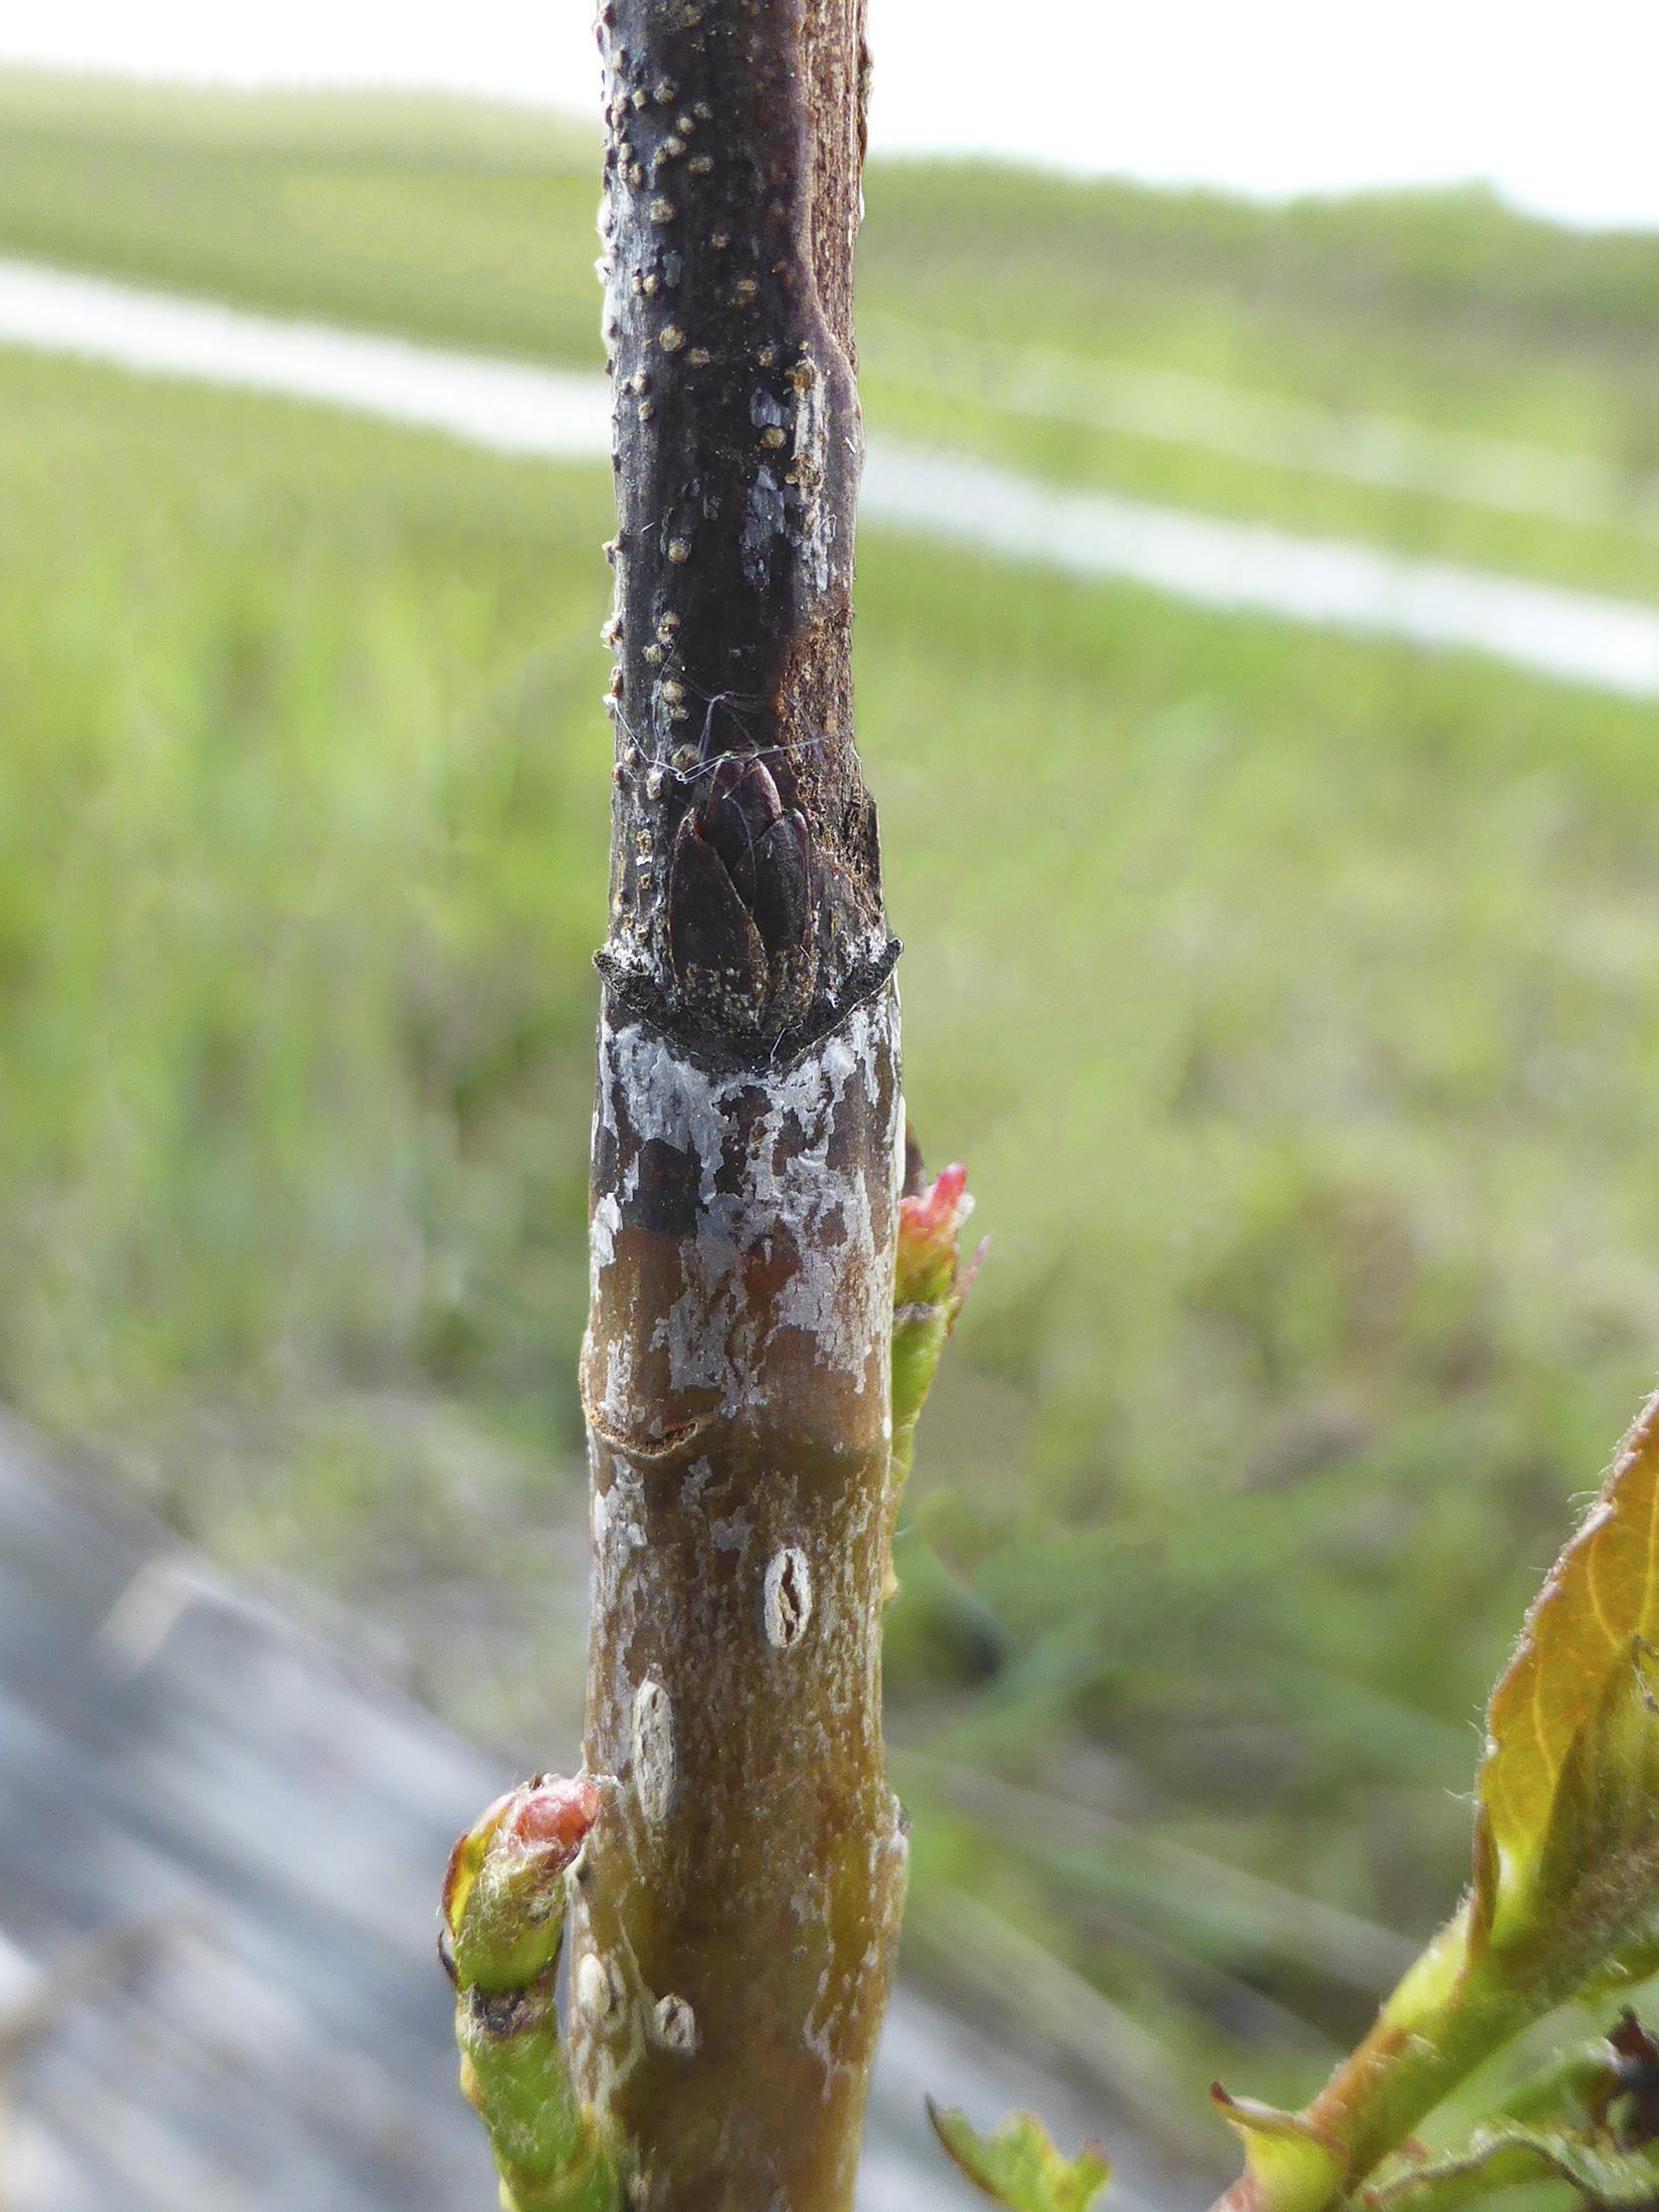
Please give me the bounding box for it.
[667,758,815,1034]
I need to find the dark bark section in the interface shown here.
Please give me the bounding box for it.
[574,5,905,2208]
[595,0,894,1069]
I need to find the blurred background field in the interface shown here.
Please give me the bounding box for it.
[5,66,1659,2145]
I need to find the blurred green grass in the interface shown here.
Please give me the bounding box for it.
[6,69,1659,594]
[6,76,1659,2131]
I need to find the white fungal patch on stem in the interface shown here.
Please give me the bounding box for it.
[587,989,899,1407]
[787,344,838,595]
[632,1677,678,1823]
[763,1545,813,1650]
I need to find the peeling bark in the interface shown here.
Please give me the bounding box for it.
[574,3,904,2206]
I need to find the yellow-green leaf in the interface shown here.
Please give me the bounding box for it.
[928,2101,1110,2212]
[1201,1393,1659,2212]
[1478,1389,1659,1958]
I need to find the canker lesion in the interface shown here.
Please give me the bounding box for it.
[583,1401,715,1461]
[762,1544,814,1649]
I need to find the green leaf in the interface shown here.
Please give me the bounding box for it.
[1372,2122,1659,2212]
[1477,1390,1659,1974]
[928,2100,1110,2212]
[1197,1392,1659,2212]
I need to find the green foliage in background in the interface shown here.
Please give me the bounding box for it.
[5,69,1659,594]
[7,78,1659,2153]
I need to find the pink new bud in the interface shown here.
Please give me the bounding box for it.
[897,1163,979,1312]
[442,1773,602,1935]
[505,1775,602,1864]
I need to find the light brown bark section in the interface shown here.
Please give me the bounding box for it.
[573,995,904,2208]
